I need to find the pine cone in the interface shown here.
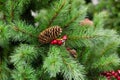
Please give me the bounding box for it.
[67,48,77,58]
[38,26,62,44]
[80,18,93,26]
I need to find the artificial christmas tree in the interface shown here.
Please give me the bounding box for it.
[0,0,120,80]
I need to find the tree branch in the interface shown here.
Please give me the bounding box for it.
[12,26,37,38]
[63,14,79,28]
[10,1,14,22]
[100,43,116,57]
[69,35,98,40]
[68,0,72,14]
[47,0,66,27]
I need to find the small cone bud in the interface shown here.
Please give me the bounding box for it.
[80,18,93,26]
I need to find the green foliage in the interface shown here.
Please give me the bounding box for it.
[10,44,39,80]
[0,0,120,80]
[0,22,9,48]
[98,76,107,80]
[12,64,37,80]
[43,46,63,77]
[8,21,39,43]
[5,0,31,21]
[34,0,86,31]
[0,61,11,80]
[43,46,85,80]
[92,53,120,70]
[10,44,38,65]
[88,0,120,33]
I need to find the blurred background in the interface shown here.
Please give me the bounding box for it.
[86,0,120,54]
[86,0,120,33]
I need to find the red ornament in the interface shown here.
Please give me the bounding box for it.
[101,70,120,80]
[50,35,67,46]
[117,76,120,80]
[113,73,118,78]
[50,39,58,44]
[57,40,63,45]
[111,71,115,75]
[107,76,111,80]
[106,72,111,77]
[50,39,64,46]
[117,70,120,74]
[62,35,67,40]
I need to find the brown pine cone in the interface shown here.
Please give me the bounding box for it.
[80,18,93,26]
[38,26,62,44]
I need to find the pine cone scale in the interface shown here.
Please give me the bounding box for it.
[38,26,62,44]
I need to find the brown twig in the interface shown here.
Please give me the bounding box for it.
[10,1,14,22]
[69,35,98,40]
[63,14,79,28]
[12,26,37,38]
[68,0,72,14]
[100,42,115,57]
[60,55,73,72]
[80,47,86,59]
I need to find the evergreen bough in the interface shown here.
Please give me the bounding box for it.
[0,0,120,80]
